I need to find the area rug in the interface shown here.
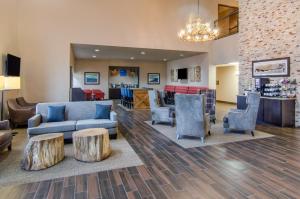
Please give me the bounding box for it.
[145,121,274,148]
[0,129,143,187]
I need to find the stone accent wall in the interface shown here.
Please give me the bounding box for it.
[239,0,300,126]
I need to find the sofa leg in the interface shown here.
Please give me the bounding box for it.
[251,131,254,137]
[152,120,155,125]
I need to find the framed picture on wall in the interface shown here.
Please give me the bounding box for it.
[252,57,290,77]
[147,73,160,85]
[84,72,100,85]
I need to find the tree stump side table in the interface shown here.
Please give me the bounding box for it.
[22,133,64,171]
[73,128,111,162]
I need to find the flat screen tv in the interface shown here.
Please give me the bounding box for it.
[178,68,188,80]
[6,54,21,77]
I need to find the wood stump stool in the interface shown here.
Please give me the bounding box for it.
[73,128,111,162]
[22,133,64,171]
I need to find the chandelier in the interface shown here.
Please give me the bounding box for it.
[178,0,218,42]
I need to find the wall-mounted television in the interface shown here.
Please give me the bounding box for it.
[6,54,21,77]
[178,68,188,80]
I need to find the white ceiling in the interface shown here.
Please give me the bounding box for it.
[72,44,203,62]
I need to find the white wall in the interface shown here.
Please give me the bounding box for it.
[74,59,167,98]
[167,54,209,87]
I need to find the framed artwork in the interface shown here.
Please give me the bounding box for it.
[147,73,160,84]
[119,69,127,77]
[84,72,100,85]
[252,57,290,77]
[194,66,201,82]
[171,69,178,82]
[189,68,195,82]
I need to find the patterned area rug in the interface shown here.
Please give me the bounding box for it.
[0,129,143,187]
[145,121,274,148]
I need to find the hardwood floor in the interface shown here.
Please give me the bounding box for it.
[1,106,300,199]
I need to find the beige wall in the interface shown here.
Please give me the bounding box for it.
[239,0,300,125]
[216,65,238,103]
[0,0,238,102]
[167,54,209,87]
[74,59,167,98]
[0,0,19,75]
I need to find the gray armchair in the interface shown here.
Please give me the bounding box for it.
[148,90,175,126]
[223,92,260,136]
[158,91,175,109]
[175,94,210,143]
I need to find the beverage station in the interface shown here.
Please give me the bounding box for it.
[237,78,297,127]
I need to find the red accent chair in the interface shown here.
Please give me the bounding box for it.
[92,89,105,100]
[164,85,176,92]
[83,89,93,101]
[175,86,188,94]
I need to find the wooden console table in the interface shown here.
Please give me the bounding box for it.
[237,95,296,127]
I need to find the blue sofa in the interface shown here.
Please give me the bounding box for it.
[27,101,118,139]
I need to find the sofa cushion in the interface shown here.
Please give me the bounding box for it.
[95,104,111,119]
[27,121,76,135]
[47,105,65,122]
[36,101,113,123]
[76,119,117,130]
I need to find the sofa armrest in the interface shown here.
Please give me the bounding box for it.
[28,114,42,128]
[110,111,117,122]
[0,120,10,130]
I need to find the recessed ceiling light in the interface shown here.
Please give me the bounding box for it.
[163,58,168,61]
[92,55,97,58]
[180,54,184,57]
[94,49,100,52]
[140,51,146,55]
[130,57,135,60]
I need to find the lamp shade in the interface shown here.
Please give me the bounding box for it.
[4,77,21,90]
[0,76,4,90]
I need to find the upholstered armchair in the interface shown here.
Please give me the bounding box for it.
[175,94,210,143]
[158,91,175,109]
[0,120,12,152]
[16,97,37,108]
[223,92,260,136]
[148,90,175,126]
[7,99,36,127]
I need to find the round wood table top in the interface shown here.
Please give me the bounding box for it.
[73,128,108,137]
[30,133,64,141]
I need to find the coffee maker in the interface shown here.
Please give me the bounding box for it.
[255,78,269,95]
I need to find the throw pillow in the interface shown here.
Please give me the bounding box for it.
[47,105,66,122]
[95,104,111,119]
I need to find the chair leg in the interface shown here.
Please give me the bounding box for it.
[251,131,254,137]
[177,134,181,140]
[200,137,205,143]
[208,131,211,136]
[152,120,155,125]
[8,143,12,151]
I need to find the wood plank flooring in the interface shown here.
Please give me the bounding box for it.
[1,106,300,199]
